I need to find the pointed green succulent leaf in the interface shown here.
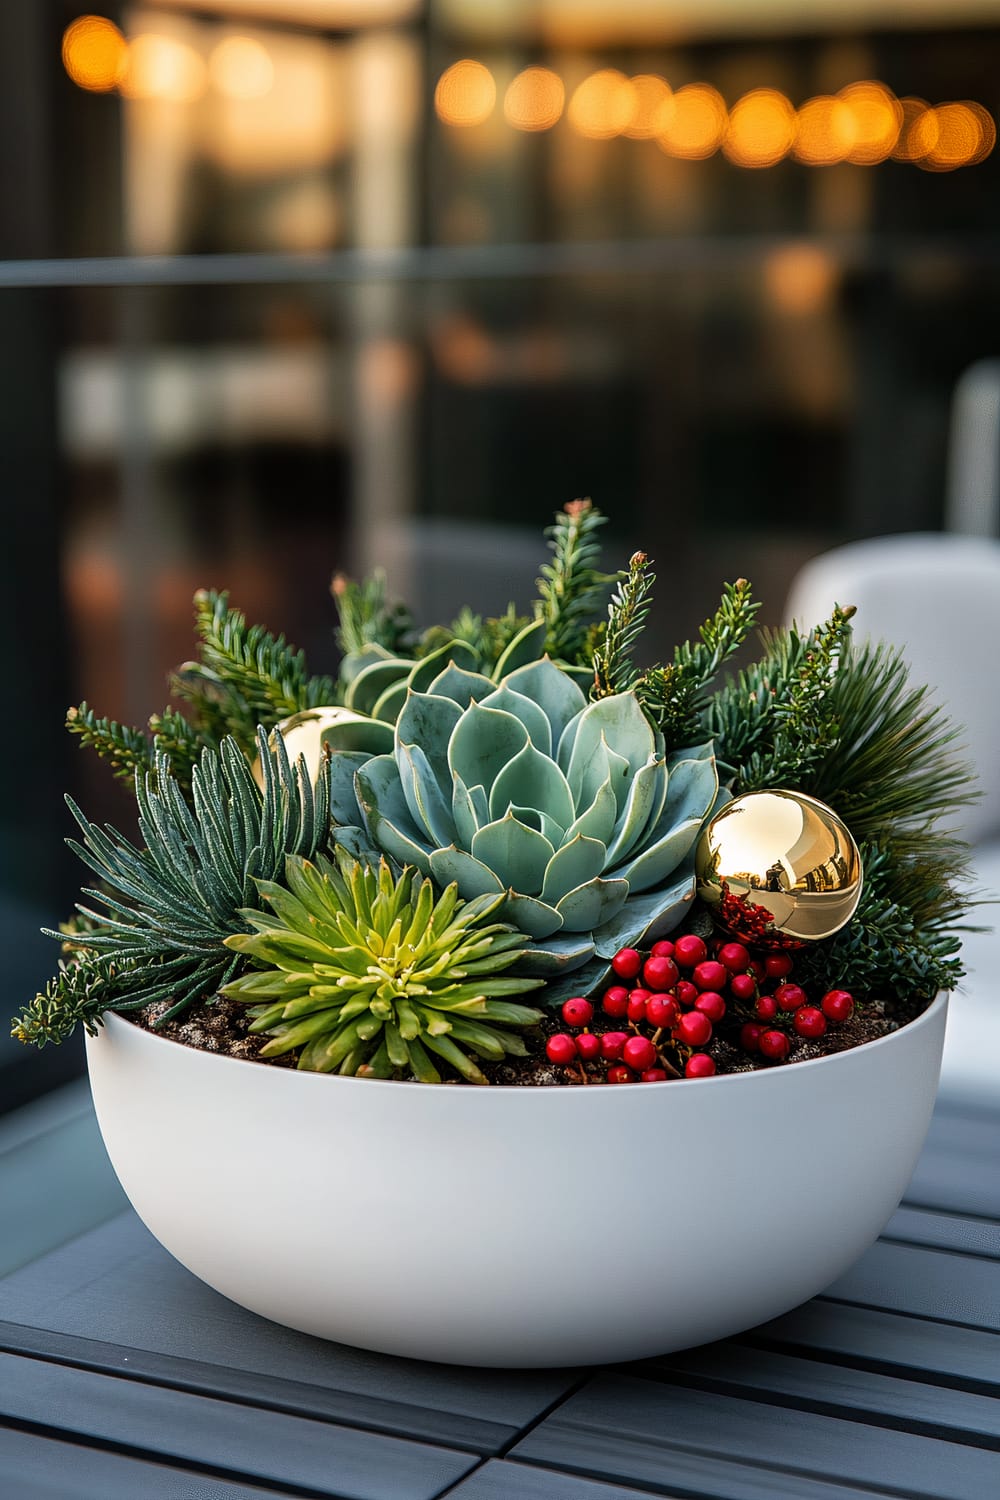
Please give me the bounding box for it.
[491,617,547,680]
[410,638,480,693]
[503,657,588,747]
[540,834,607,907]
[471,813,555,898]
[479,684,552,755]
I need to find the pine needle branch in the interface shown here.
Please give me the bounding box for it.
[637,578,761,749]
[12,952,139,1047]
[331,569,413,657]
[590,551,655,698]
[12,730,336,1048]
[708,604,853,789]
[173,589,336,755]
[536,499,617,663]
[66,703,154,785]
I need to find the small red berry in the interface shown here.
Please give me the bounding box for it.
[611,947,642,981]
[601,986,629,1018]
[623,1035,657,1071]
[822,989,855,1023]
[641,1067,668,1082]
[692,959,728,992]
[729,973,757,1004]
[607,1065,636,1084]
[755,994,778,1021]
[576,1032,601,1061]
[774,983,808,1012]
[759,1029,791,1061]
[643,954,680,991]
[673,933,708,968]
[546,1033,577,1064]
[685,1053,716,1078]
[695,991,726,1023]
[561,996,594,1027]
[765,952,794,980]
[794,1006,827,1039]
[717,941,750,972]
[627,988,651,1022]
[646,994,679,1029]
[740,1022,763,1053]
[675,1010,713,1047]
[599,1031,628,1060]
[675,980,698,1006]
[651,940,675,958]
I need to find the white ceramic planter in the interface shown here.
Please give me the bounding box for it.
[86,993,947,1368]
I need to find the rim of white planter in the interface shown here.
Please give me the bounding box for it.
[87,992,948,1368]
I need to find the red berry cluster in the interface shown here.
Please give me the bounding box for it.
[544,934,856,1084]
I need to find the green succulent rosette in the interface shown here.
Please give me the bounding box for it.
[326,658,720,982]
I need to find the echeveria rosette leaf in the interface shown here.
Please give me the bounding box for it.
[222,852,544,1084]
[351,659,719,977]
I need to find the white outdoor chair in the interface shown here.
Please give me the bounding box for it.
[784,533,1000,1107]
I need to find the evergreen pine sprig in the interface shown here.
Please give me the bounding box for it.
[173,589,336,754]
[331,569,413,657]
[707,604,853,790]
[66,703,155,785]
[13,953,139,1047]
[536,499,618,663]
[67,703,203,794]
[636,578,760,749]
[590,551,655,699]
[14,730,335,1046]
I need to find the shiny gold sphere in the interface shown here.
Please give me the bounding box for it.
[695,789,863,945]
[251,706,393,789]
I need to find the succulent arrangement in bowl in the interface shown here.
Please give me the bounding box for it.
[14,501,975,1087]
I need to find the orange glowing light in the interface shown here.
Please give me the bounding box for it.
[793,96,856,165]
[723,89,796,168]
[503,66,564,132]
[764,244,837,315]
[62,15,128,93]
[567,69,637,140]
[119,34,207,102]
[916,101,995,170]
[656,83,727,161]
[209,35,274,100]
[891,98,934,161]
[623,74,672,139]
[838,82,901,164]
[435,60,496,127]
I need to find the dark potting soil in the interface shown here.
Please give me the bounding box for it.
[129,988,934,1086]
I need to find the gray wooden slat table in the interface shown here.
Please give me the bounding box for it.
[1,1087,998,1499]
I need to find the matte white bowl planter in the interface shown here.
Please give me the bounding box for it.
[86,993,947,1368]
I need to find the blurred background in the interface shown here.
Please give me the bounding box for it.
[4,0,1000,1103]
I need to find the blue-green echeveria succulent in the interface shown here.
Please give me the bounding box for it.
[327,658,719,977]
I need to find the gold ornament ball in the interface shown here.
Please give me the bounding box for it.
[250,706,393,789]
[695,789,863,945]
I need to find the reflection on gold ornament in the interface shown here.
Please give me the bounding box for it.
[695,789,863,945]
[252,706,393,789]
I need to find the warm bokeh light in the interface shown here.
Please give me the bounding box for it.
[793,95,856,165]
[656,83,727,160]
[724,89,796,168]
[503,66,564,131]
[209,35,274,100]
[891,98,933,161]
[434,60,496,127]
[764,244,838,315]
[567,69,637,139]
[623,73,672,139]
[62,15,128,92]
[918,101,996,171]
[119,34,207,102]
[838,82,901,164]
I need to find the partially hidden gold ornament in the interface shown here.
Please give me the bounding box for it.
[695,789,863,945]
[251,706,393,789]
